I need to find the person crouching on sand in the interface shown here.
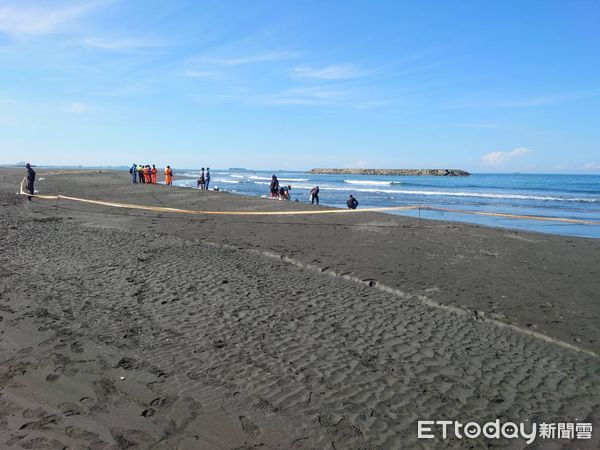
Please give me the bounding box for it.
[347,194,358,209]
[151,165,157,184]
[165,166,173,185]
[278,185,291,200]
[25,163,36,201]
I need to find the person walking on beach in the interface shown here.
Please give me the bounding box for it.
[347,194,359,209]
[137,164,144,184]
[310,186,319,205]
[269,175,279,198]
[25,163,36,201]
[197,168,205,189]
[129,163,137,183]
[165,166,173,185]
[205,168,211,190]
[151,165,158,184]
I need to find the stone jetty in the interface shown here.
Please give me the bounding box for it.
[309,168,470,176]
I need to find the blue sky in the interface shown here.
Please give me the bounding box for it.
[0,0,599,172]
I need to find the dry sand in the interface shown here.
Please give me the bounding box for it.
[0,168,599,449]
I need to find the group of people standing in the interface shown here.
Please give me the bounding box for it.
[196,168,211,190]
[130,164,174,186]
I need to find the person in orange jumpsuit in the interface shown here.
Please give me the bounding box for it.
[151,165,158,184]
[143,165,150,183]
[165,166,173,185]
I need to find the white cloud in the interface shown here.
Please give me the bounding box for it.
[582,162,600,171]
[264,86,348,106]
[61,102,88,114]
[0,1,103,36]
[456,123,499,129]
[194,51,297,66]
[495,95,576,108]
[184,70,217,78]
[448,90,600,109]
[84,37,164,51]
[480,147,531,165]
[292,64,370,80]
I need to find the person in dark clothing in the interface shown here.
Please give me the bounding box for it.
[137,164,145,183]
[269,175,279,198]
[310,186,319,205]
[347,194,358,209]
[197,168,205,189]
[129,163,137,183]
[278,185,291,200]
[205,168,211,189]
[25,163,36,201]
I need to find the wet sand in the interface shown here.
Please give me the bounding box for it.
[0,168,599,448]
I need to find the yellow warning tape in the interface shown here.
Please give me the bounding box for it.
[18,178,600,224]
[18,179,417,215]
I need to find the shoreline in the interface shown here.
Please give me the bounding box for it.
[169,173,600,239]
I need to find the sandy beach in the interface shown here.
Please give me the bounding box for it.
[0,168,599,449]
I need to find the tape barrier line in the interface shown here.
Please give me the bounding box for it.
[18,179,417,216]
[18,179,600,224]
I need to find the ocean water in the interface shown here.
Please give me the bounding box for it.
[173,170,600,238]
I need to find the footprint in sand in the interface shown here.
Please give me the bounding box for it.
[22,407,47,419]
[141,408,155,417]
[70,341,84,353]
[239,416,263,438]
[19,415,60,431]
[17,436,67,449]
[57,402,85,417]
[149,396,178,410]
[115,357,138,370]
[45,373,61,382]
[78,397,96,410]
[110,428,154,449]
[64,425,100,441]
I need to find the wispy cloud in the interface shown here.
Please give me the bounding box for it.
[495,94,579,108]
[84,37,165,51]
[184,70,217,78]
[0,1,103,36]
[292,64,371,80]
[456,123,499,129]
[449,90,600,109]
[264,86,348,106]
[61,102,88,114]
[582,162,600,171]
[481,147,531,165]
[194,51,297,67]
